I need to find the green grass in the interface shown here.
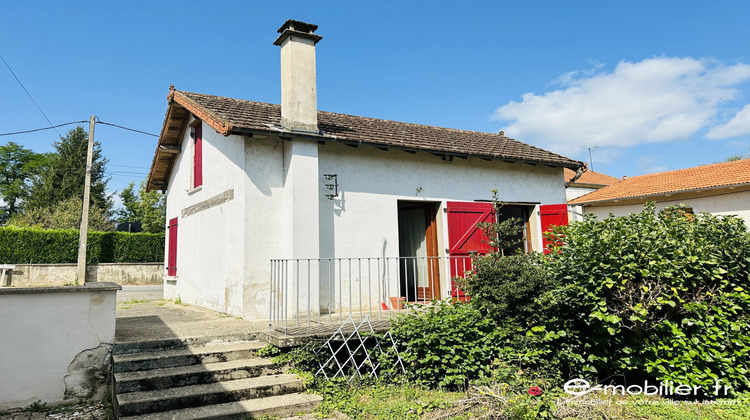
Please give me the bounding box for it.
[306,379,750,420]
[310,378,469,419]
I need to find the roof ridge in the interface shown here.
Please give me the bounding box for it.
[173,89,582,168]
[618,157,750,182]
[177,89,572,160]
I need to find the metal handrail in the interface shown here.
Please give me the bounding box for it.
[269,256,476,332]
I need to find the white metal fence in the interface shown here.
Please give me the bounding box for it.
[269,256,476,332]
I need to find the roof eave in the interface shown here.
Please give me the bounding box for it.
[572,182,750,206]
[230,126,583,169]
[146,89,235,192]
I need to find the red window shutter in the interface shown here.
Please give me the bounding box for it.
[193,123,203,188]
[539,204,569,254]
[167,217,178,276]
[446,201,495,300]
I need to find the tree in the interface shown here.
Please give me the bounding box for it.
[7,196,113,231]
[116,180,165,233]
[724,147,749,162]
[0,142,50,223]
[26,126,112,215]
[117,182,140,224]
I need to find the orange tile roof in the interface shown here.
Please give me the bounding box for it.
[564,168,620,187]
[569,159,750,205]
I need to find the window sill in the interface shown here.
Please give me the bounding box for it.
[186,185,202,196]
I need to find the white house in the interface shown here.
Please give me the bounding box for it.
[569,159,750,226]
[146,20,583,326]
[564,168,619,222]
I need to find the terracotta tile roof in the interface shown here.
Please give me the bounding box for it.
[177,90,583,168]
[564,168,619,187]
[569,159,750,205]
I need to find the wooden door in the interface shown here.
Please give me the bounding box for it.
[397,202,440,302]
[446,201,494,300]
[539,204,569,253]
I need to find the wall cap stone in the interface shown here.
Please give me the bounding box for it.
[0,282,122,295]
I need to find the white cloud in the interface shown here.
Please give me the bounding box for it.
[638,155,668,174]
[494,57,750,155]
[706,103,750,139]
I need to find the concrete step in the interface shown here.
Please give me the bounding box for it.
[116,374,305,417]
[114,335,260,355]
[115,358,285,393]
[113,340,265,373]
[119,392,323,420]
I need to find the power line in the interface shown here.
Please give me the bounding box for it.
[0,53,62,137]
[0,120,87,137]
[110,164,151,169]
[0,120,159,138]
[96,121,158,137]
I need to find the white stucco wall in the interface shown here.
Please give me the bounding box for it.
[313,142,567,312]
[583,190,750,227]
[566,186,597,222]
[317,141,566,259]
[163,120,247,317]
[0,284,119,410]
[165,129,571,321]
[241,135,286,320]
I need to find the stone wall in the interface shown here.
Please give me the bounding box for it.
[3,263,163,287]
[0,283,120,410]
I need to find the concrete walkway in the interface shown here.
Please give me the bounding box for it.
[116,285,163,302]
[116,300,268,344]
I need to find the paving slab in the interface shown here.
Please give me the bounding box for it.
[116,300,268,344]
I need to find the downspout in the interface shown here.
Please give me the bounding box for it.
[565,164,588,187]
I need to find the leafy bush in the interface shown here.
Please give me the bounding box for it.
[0,226,164,263]
[544,203,750,392]
[461,252,550,328]
[388,300,501,389]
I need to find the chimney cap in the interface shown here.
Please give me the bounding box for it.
[274,19,322,46]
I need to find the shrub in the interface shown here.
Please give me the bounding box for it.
[461,252,550,328]
[544,203,750,393]
[0,226,164,263]
[388,300,501,389]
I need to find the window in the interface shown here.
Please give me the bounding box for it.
[496,205,534,254]
[167,217,178,276]
[191,121,203,188]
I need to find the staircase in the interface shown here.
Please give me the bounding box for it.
[113,338,322,419]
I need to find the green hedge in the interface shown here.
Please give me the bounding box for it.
[0,226,164,264]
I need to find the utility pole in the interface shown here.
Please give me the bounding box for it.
[76,116,96,284]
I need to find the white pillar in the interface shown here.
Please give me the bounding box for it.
[282,139,320,319]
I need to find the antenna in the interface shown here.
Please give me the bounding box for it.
[588,145,599,171]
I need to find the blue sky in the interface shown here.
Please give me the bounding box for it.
[3,1,750,203]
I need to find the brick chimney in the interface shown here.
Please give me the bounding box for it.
[274,20,322,133]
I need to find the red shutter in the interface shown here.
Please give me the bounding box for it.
[539,204,568,254]
[193,123,203,188]
[446,201,494,300]
[167,217,178,276]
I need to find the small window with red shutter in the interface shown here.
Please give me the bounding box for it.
[191,121,203,189]
[167,217,178,276]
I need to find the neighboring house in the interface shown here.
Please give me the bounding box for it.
[569,159,750,227]
[564,168,620,222]
[146,20,583,322]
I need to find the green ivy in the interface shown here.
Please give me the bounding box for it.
[388,300,502,389]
